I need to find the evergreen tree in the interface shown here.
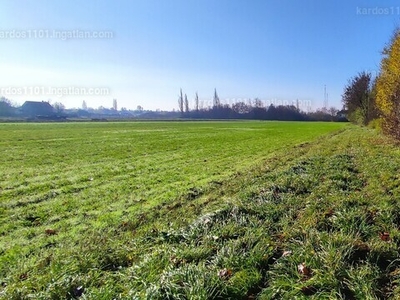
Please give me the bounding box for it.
[213,88,220,108]
[184,94,189,113]
[195,92,199,111]
[178,88,184,114]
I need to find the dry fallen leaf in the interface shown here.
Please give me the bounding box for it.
[282,250,292,257]
[379,232,390,241]
[298,263,312,278]
[218,268,233,279]
[45,229,57,235]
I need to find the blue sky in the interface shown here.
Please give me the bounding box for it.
[1,0,400,111]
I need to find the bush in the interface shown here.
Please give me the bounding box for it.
[348,108,365,125]
[368,118,383,132]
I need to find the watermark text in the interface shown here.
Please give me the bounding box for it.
[0,86,110,98]
[356,6,400,15]
[0,29,114,40]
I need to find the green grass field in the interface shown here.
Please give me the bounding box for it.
[4,121,400,299]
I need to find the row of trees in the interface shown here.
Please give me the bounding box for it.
[177,89,205,113]
[343,27,400,140]
[376,29,400,139]
[177,90,344,121]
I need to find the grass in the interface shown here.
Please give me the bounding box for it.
[7,120,400,299]
[127,126,400,300]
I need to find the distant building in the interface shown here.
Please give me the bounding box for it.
[20,101,55,117]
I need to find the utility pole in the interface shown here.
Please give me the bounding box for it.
[324,85,328,111]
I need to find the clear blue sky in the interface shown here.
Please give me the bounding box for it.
[1,0,400,111]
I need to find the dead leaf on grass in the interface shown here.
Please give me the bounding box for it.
[218,268,233,279]
[380,232,390,241]
[298,263,313,279]
[45,229,57,235]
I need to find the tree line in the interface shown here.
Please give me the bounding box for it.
[177,88,344,121]
[342,27,400,140]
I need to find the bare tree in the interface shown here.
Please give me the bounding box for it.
[53,102,65,114]
[0,97,15,116]
[328,107,338,116]
[232,101,250,114]
[254,98,264,108]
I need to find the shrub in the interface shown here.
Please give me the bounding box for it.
[368,118,383,132]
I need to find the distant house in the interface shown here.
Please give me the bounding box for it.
[20,101,55,117]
